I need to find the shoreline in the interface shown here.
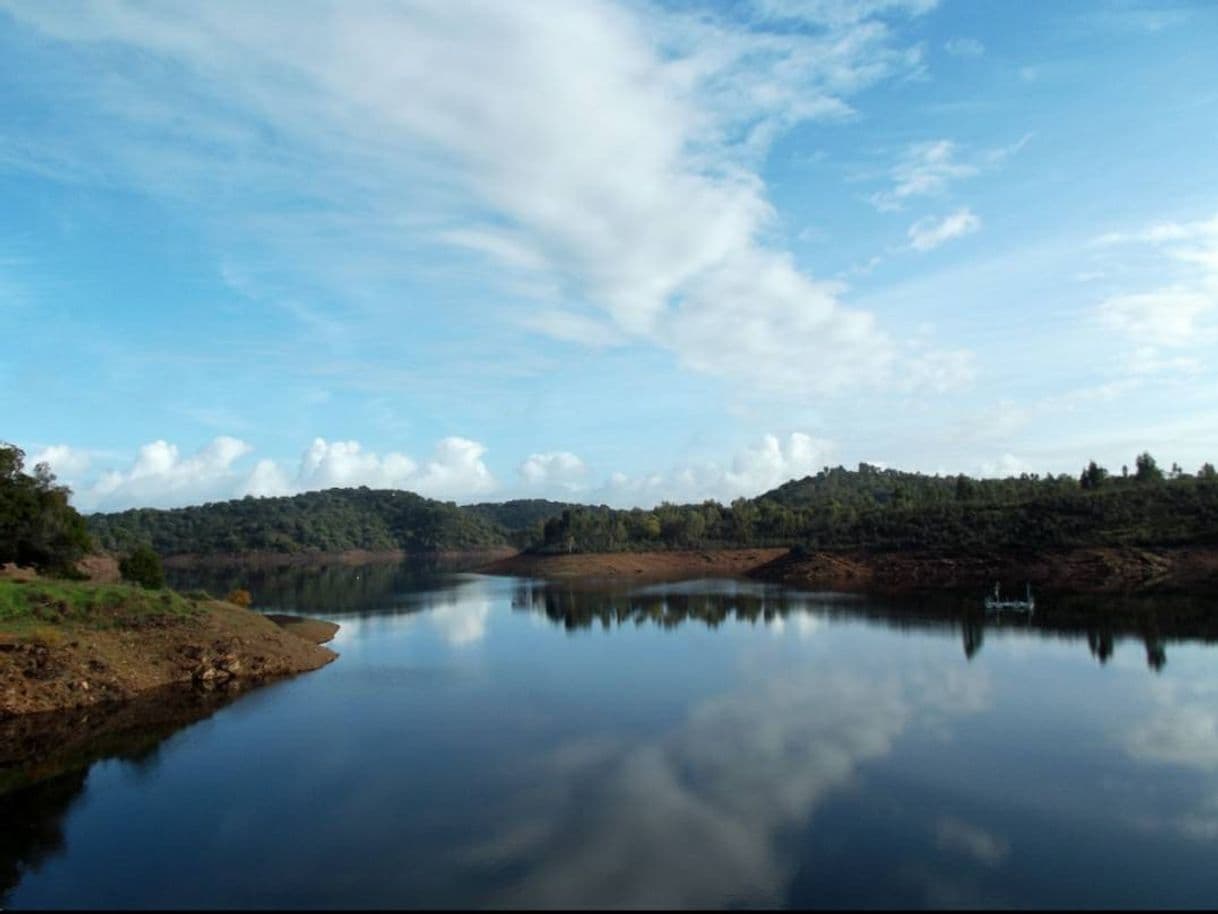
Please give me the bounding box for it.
[478,545,1218,594]
[478,548,789,585]
[0,594,339,717]
[162,546,516,570]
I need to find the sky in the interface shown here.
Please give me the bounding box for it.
[1,0,1217,512]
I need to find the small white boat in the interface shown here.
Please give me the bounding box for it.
[984,582,1035,613]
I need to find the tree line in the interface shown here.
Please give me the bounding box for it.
[521,455,1218,555]
[21,446,1218,561]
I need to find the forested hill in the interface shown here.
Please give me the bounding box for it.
[523,455,1218,555]
[85,453,1218,559]
[87,488,508,556]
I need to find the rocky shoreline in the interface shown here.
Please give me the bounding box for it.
[0,601,339,717]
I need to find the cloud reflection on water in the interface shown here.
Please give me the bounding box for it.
[467,655,991,907]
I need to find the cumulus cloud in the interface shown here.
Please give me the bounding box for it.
[60,434,496,511]
[0,0,966,397]
[293,436,494,501]
[908,207,981,251]
[28,430,844,511]
[519,452,589,493]
[600,432,835,505]
[27,444,92,481]
[82,437,253,511]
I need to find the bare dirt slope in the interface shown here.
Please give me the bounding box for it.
[479,548,788,583]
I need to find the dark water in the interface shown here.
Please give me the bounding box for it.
[4,566,1218,909]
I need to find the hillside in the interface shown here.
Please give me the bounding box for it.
[464,498,582,531]
[0,578,337,716]
[88,487,507,557]
[83,454,1218,562]
[522,458,1218,555]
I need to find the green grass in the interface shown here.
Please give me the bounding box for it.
[0,579,202,633]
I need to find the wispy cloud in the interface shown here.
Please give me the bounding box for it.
[868,137,1028,211]
[0,0,964,398]
[1093,211,1218,347]
[908,207,981,251]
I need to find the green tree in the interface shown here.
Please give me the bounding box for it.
[0,442,92,571]
[1079,460,1108,491]
[1135,451,1164,483]
[119,545,165,589]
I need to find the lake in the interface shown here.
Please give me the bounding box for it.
[4,564,1218,909]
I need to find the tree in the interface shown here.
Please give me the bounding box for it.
[1200,463,1217,482]
[0,442,92,571]
[1079,460,1108,491]
[119,545,165,589]
[1135,451,1164,483]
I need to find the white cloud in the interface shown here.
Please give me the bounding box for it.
[1092,212,1218,348]
[413,437,497,498]
[944,37,985,57]
[86,437,253,510]
[0,0,963,398]
[869,140,979,211]
[292,436,495,500]
[519,452,589,492]
[1097,288,1214,347]
[600,432,835,505]
[869,137,1028,212]
[63,434,496,511]
[978,453,1034,478]
[908,207,981,251]
[26,444,92,482]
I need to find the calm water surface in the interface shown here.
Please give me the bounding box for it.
[4,566,1218,909]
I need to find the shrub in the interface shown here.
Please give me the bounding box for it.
[119,546,165,590]
[225,588,253,608]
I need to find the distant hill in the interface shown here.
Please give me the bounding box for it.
[88,488,509,557]
[86,454,1218,559]
[523,458,1218,555]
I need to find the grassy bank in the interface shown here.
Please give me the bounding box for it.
[0,580,200,635]
[0,578,338,716]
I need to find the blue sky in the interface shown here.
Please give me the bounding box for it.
[2,0,1217,511]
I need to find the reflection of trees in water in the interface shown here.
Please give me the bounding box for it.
[0,686,245,903]
[512,581,1214,673]
[511,581,813,632]
[167,556,482,615]
[0,768,85,906]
